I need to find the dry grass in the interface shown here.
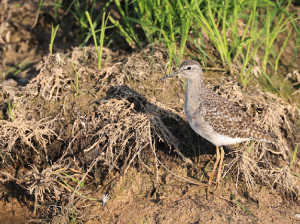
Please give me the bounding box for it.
[0,85,57,161]
[27,54,67,102]
[271,165,299,196]
[0,45,299,222]
[0,46,186,220]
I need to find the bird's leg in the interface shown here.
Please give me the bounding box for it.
[207,145,220,199]
[215,146,225,191]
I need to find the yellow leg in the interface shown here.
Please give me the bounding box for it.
[207,145,220,199]
[215,146,225,190]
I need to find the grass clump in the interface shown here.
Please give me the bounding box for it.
[111,0,299,88]
[35,0,300,93]
[86,11,110,70]
[49,23,59,55]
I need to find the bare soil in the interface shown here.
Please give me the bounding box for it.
[0,1,300,224]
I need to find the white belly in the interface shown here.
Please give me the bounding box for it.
[205,132,250,146]
[187,115,250,146]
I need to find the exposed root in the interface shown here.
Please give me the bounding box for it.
[237,152,269,190]
[0,86,58,160]
[270,165,300,196]
[26,164,65,214]
[27,54,69,102]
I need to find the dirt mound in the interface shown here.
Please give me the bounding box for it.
[0,46,299,222]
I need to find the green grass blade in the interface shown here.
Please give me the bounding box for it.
[289,144,298,168]
[49,23,59,55]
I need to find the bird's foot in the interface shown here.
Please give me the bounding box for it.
[207,181,220,199]
[212,181,220,192]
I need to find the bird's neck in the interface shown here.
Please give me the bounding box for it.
[184,78,204,114]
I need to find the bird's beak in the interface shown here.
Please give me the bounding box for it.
[159,71,178,81]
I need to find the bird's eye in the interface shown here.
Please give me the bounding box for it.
[187,66,191,70]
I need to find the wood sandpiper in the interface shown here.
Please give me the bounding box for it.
[160,60,278,198]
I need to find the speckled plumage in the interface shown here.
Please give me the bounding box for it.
[161,60,277,147]
[160,60,278,198]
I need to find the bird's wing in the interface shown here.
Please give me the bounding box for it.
[200,91,277,143]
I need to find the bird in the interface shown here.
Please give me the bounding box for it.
[160,60,278,198]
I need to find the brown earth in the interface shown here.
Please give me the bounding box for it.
[0,1,300,224]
